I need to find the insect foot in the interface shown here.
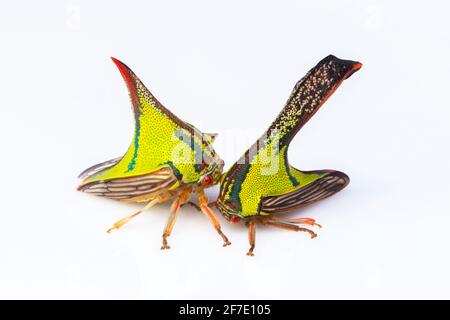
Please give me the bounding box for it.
[218,229,231,247]
[161,235,171,250]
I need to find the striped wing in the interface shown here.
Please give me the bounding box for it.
[78,157,122,179]
[260,171,349,214]
[77,166,177,201]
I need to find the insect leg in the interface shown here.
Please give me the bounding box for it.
[265,219,317,239]
[198,190,231,247]
[181,201,201,212]
[246,220,256,256]
[269,216,322,228]
[107,193,171,233]
[161,190,191,250]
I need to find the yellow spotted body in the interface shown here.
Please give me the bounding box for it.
[77,58,231,250]
[217,55,361,221]
[221,145,322,216]
[83,97,210,188]
[78,58,223,202]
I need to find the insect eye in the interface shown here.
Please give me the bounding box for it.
[230,216,241,223]
[202,175,213,186]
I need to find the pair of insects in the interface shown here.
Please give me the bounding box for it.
[77,55,362,255]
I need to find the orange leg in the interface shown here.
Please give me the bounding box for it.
[198,190,231,247]
[269,216,322,228]
[246,220,256,256]
[107,193,171,233]
[161,190,191,250]
[265,220,317,239]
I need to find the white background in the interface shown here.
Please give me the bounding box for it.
[1,0,449,299]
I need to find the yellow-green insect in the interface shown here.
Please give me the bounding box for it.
[215,55,362,256]
[78,57,230,250]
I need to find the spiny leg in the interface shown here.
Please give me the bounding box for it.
[265,220,317,239]
[198,190,231,247]
[246,220,256,256]
[107,193,170,233]
[161,190,191,250]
